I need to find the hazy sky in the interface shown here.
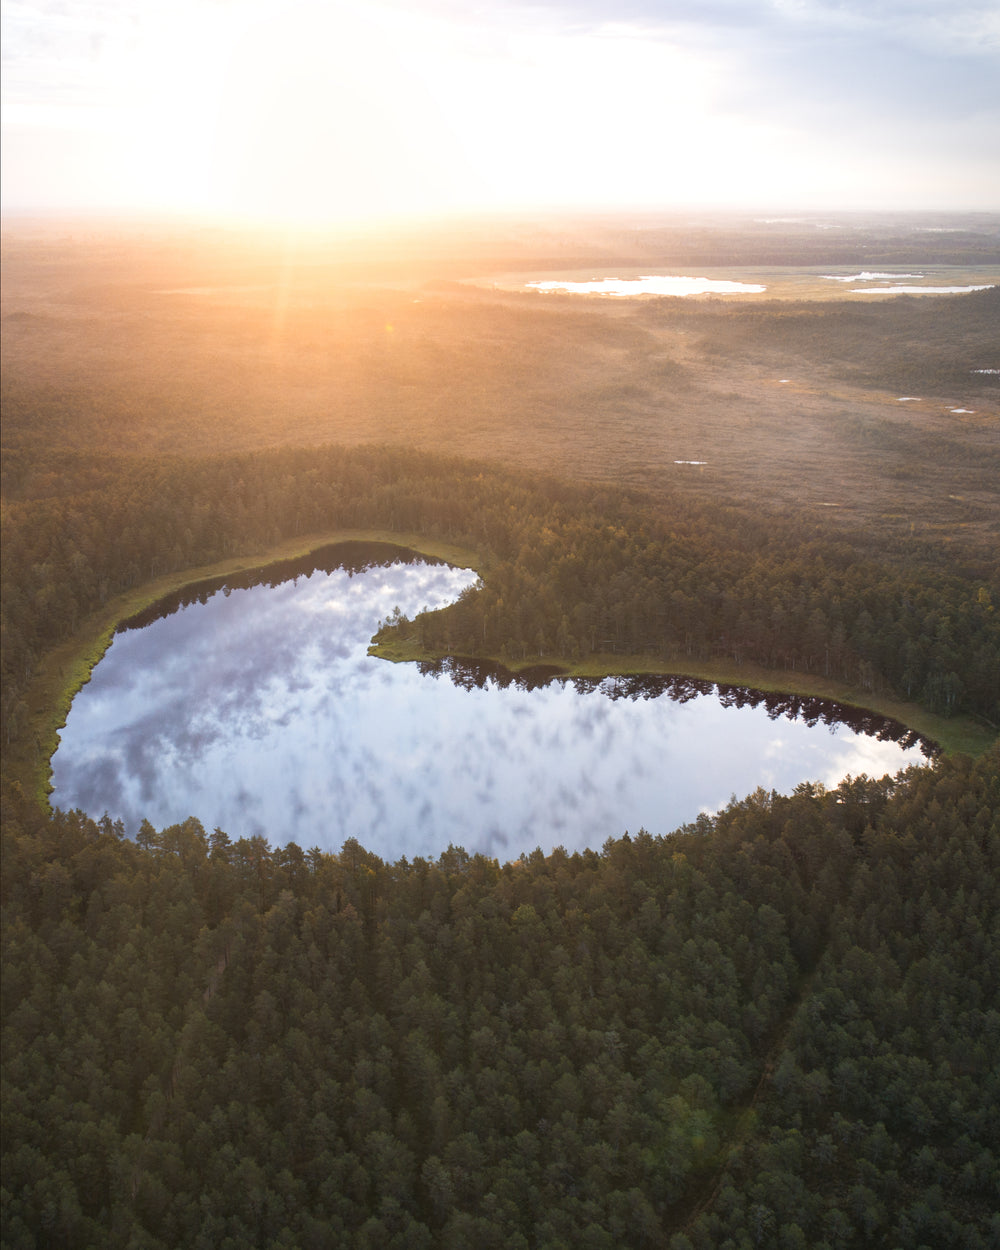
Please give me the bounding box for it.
[3,0,998,222]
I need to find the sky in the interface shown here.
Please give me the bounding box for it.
[2,0,998,224]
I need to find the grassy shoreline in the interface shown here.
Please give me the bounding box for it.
[11,528,484,807]
[369,638,995,759]
[11,529,994,809]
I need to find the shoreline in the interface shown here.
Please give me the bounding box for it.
[9,531,995,809]
[369,639,992,759]
[11,528,484,807]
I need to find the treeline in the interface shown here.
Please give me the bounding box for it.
[616,220,1000,269]
[3,446,998,755]
[2,748,996,1247]
[420,664,934,755]
[388,498,998,719]
[680,753,1000,1249]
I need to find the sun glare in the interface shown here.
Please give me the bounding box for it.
[6,0,819,225]
[196,6,811,226]
[205,3,466,224]
[4,0,997,220]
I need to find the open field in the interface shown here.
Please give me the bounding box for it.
[3,216,998,566]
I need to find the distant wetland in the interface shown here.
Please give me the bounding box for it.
[485,264,1000,301]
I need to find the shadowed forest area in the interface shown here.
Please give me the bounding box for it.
[2,752,997,1247]
[2,213,998,1247]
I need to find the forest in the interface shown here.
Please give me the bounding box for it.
[2,751,997,1247]
[1,215,998,1246]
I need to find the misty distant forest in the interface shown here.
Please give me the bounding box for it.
[2,214,999,1248]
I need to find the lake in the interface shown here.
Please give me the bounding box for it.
[50,544,933,862]
[525,275,767,296]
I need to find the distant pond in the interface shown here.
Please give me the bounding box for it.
[51,543,934,862]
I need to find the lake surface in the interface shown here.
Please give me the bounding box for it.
[51,544,933,863]
[819,270,995,295]
[525,275,767,297]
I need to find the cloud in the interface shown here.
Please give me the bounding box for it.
[507,0,1000,117]
[3,1,149,114]
[4,0,997,219]
[426,0,1000,209]
[502,0,999,52]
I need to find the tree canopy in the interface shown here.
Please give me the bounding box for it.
[2,749,997,1247]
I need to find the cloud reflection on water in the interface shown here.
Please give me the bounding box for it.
[52,555,933,862]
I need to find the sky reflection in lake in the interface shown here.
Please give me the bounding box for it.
[51,554,932,862]
[525,275,766,297]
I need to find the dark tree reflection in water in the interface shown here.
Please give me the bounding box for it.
[51,546,933,861]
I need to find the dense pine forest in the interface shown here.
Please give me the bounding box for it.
[2,752,997,1247]
[2,219,999,1246]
